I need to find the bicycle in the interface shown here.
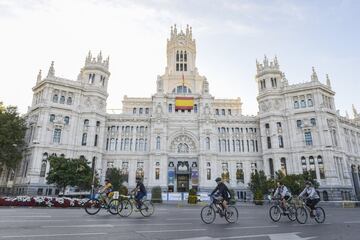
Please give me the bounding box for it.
[200,195,238,224]
[269,197,296,222]
[84,190,120,215]
[296,198,325,224]
[117,194,154,217]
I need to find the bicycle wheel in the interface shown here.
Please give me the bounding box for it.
[118,199,133,217]
[269,205,281,222]
[140,200,154,217]
[296,207,308,224]
[84,199,101,215]
[200,205,216,224]
[287,205,297,221]
[108,199,120,215]
[225,206,238,223]
[314,207,326,223]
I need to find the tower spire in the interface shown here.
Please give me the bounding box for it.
[326,74,331,87]
[47,61,55,78]
[353,104,358,117]
[37,70,42,83]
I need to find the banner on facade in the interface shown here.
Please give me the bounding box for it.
[191,170,199,185]
[175,97,194,110]
[168,169,175,185]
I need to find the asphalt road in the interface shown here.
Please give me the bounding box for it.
[0,203,359,240]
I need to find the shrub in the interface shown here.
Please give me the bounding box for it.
[188,188,198,204]
[254,190,264,205]
[229,189,236,205]
[118,185,128,199]
[151,186,162,203]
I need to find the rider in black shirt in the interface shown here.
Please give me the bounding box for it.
[210,177,231,213]
[132,178,147,209]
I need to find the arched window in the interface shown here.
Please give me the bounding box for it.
[81,133,87,146]
[49,114,55,123]
[236,163,244,183]
[64,116,70,125]
[139,108,143,114]
[172,86,192,94]
[294,101,299,109]
[94,134,98,147]
[138,139,144,151]
[133,108,137,114]
[280,158,287,175]
[300,99,306,108]
[168,104,172,113]
[278,135,284,148]
[67,97,72,105]
[269,158,274,178]
[301,156,307,174]
[194,104,198,113]
[145,108,149,114]
[309,156,316,178]
[60,96,65,104]
[84,119,89,126]
[310,118,316,126]
[53,129,61,143]
[317,155,325,179]
[221,109,225,115]
[110,138,115,151]
[206,137,210,150]
[215,109,219,115]
[40,153,48,177]
[156,136,161,150]
[52,94,58,103]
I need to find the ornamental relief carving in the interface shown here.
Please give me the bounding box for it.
[170,135,196,153]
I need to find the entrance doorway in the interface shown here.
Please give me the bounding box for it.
[177,174,189,192]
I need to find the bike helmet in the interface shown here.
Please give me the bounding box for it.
[105,178,110,182]
[215,177,222,183]
[305,181,312,186]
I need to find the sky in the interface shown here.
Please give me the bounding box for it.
[0,0,359,116]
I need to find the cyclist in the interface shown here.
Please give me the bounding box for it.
[273,181,292,212]
[131,177,147,209]
[299,181,320,217]
[210,177,231,216]
[100,178,113,205]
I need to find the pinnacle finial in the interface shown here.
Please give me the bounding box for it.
[274,55,279,68]
[37,70,42,82]
[97,51,103,63]
[346,111,350,119]
[311,66,318,82]
[353,104,358,117]
[326,74,331,87]
[47,61,55,77]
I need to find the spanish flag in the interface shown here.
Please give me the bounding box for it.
[175,97,194,110]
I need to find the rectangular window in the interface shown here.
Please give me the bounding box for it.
[304,131,313,146]
[207,168,211,180]
[297,120,302,128]
[267,137,272,149]
[53,128,61,143]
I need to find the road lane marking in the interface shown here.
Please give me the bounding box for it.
[225,225,278,230]
[344,221,360,224]
[0,232,107,238]
[137,228,207,233]
[174,232,316,240]
[167,218,199,220]
[42,224,114,228]
[41,222,193,228]
[0,220,65,223]
[0,215,51,218]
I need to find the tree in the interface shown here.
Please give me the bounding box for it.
[248,170,271,205]
[274,171,319,195]
[105,167,124,191]
[0,103,27,170]
[46,156,93,194]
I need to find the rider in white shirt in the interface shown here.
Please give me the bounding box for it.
[274,181,292,212]
[299,181,320,217]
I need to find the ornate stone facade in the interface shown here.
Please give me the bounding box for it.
[1,25,360,201]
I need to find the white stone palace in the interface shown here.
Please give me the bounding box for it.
[1,25,360,201]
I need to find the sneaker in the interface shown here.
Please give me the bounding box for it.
[219,210,224,218]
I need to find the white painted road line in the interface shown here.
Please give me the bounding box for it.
[42,224,114,228]
[41,222,193,228]
[344,221,360,224]
[225,225,278,230]
[137,228,207,233]
[0,232,107,238]
[0,219,65,223]
[0,215,51,218]
[167,217,199,221]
